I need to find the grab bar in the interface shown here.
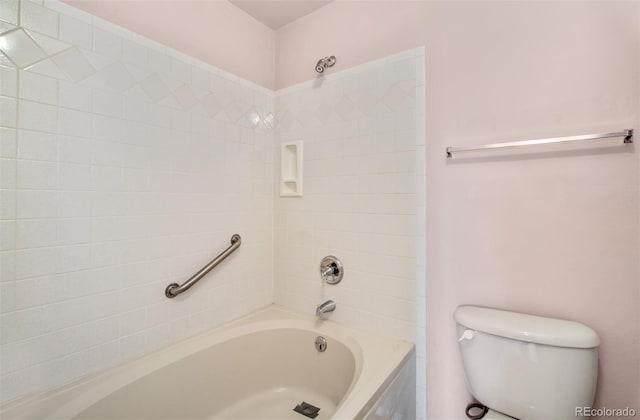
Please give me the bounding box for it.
[165,234,241,298]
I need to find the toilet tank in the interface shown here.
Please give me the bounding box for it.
[454,306,600,420]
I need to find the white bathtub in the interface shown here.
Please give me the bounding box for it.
[1,305,415,420]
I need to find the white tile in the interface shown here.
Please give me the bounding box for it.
[92,165,121,191]
[26,31,71,56]
[16,190,57,219]
[122,39,148,68]
[24,58,68,80]
[392,58,416,83]
[1,96,17,127]
[90,240,122,267]
[359,233,415,258]
[92,114,123,141]
[0,50,16,68]
[20,1,59,38]
[0,127,17,158]
[93,28,122,60]
[119,330,146,360]
[121,144,147,169]
[191,66,210,95]
[51,48,96,82]
[58,163,91,190]
[139,73,170,102]
[84,316,119,347]
[119,308,146,336]
[81,49,115,71]
[19,70,58,105]
[171,58,191,84]
[395,130,416,151]
[358,173,415,194]
[56,218,90,245]
[0,157,16,189]
[172,84,198,110]
[16,219,57,248]
[44,0,92,23]
[0,338,34,375]
[92,90,122,117]
[15,247,57,279]
[1,307,47,344]
[59,14,93,51]
[57,191,91,217]
[0,0,19,25]
[148,49,171,75]
[59,108,92,137]
[0,220,15,251]
[0,29,47,69]
[359,214,417,236]
[0,65,18,97]
[18,100,57,133]
[58,135,91,163]
[59,80,92,111]
[17,159,57,190]
[17,130,57,161]
[97,62,135,92]
[0,252,16,285]
[92,140,121,166]
[56,244,91,273]
[0,191,16,220]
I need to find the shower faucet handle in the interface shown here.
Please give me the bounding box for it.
[320,256,343,284]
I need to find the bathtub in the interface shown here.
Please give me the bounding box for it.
[1,305,415,420]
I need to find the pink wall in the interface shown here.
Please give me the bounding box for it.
[276,2,640,419]
[63,0,275,89]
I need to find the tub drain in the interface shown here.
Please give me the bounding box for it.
[293,401,320,419]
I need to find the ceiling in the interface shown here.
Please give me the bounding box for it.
[229,0,333,29]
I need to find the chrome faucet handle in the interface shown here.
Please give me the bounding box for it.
[320,256,343,284]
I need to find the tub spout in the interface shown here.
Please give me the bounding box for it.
[316,300,336,317]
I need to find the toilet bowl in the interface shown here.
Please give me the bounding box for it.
[455,305,600,420]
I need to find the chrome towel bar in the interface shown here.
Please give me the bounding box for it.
[165,234,241,298]
[446,129,633,158]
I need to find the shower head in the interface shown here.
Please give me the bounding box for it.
[315,56,336,74]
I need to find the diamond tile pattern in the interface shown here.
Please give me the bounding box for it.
[139,73,170,102]
[51,47,95,81]
[0,51,15,68]
[172,84,198,110]
[0,28,47,68]
[97,62,135,92]
[27,31,71,56]
[0,19,271,129]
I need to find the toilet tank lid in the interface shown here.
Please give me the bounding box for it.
[454,306,600,349]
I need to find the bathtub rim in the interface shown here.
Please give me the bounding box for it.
[1,304,415,420]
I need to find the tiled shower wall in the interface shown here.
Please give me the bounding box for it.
[273,49,426,418]
[0,0,273,403]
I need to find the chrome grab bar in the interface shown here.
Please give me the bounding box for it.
[165,234,241,298]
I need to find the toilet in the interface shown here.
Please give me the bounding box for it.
[454,305,600,420]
